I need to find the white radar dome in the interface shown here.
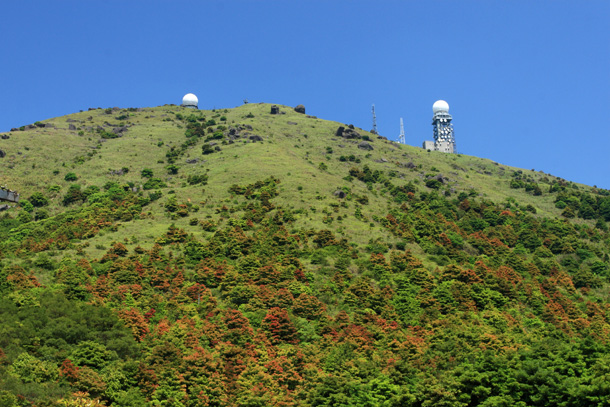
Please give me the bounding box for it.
[182,93,198,107]
[433,100,449,113]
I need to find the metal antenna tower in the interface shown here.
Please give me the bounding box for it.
[399,118,405,144]
[371,104,378,135]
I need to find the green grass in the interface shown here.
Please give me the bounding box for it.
[0,102,600,257]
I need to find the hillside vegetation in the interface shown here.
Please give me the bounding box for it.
[0,103,609,406]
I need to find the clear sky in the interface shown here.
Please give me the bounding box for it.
[1,1,608,189]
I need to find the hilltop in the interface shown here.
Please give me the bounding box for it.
[0,103,609,406]
[1,103,602,253]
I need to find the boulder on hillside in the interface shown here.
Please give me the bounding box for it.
[343,128,362,139]
[249,135,263,142]
[294,104,306,114]
[112,126,128,135]
[358,141,374,151]
[1,135,9,140]
[333,190,346,199]
[434,174,448,184]
[270,105,280,115]
[68,124,77,130]
[0,149,5,158]
[228,127,240,140]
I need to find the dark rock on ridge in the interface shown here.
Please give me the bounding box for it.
[358,142,373,151]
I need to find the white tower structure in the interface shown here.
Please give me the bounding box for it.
[399,117,405,144]
[182,93,199,109]
[431,100,456,153]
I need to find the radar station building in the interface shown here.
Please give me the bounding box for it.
[423,100,456,154]
[181,93,199,109]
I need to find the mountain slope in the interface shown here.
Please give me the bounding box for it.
[0,103,609,406]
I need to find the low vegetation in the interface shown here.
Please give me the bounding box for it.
[0,103,608,406]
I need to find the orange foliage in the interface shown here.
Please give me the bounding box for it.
[118,308,149,341]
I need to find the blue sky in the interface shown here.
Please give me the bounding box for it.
[1,1,609,189]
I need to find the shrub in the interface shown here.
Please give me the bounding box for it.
[187,174,208,185]
[64,172,78,181]
[16,209,32,223]
[141,168,154,178]
[63,185,84,205]
[143,178,167,190]
[425,179,441,189]
[202,144,214,155]
[35,209,49,220]
[19,199,34,213]
[29,192,49,207]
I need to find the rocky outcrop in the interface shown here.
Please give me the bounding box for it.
[358,141,374,151]
[112,126,128,135]
[294,105,306,114]
[336,126,362,139]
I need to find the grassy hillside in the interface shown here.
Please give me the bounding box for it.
[1,103,599,253]
[0,103,609,406]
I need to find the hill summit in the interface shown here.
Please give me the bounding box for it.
[0,103,609,406]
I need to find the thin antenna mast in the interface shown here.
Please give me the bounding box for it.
[399,118,405,144]
[371,104,378,135]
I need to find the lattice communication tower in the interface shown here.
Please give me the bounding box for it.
[371,104,378,135]
[399,118,405,144]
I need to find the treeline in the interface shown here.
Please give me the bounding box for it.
[0,171,609,405]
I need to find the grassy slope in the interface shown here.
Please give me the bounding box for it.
[0,102,598,261]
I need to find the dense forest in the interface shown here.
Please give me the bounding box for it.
[0,104,609,406]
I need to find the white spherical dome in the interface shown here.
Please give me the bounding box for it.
[182,93,198,106]
[433,100,449,113]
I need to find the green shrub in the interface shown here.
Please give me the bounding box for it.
[143,178,167,190]
[64,172,78,181]
[63,184,84,205]
[29,192,49,207]
[166,164,179,175]
[187,174,208,185]
[202,144,214,155]
[19,199,34,213]
[425,179,441,189]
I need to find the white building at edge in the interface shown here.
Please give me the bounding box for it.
[423,100,456,154]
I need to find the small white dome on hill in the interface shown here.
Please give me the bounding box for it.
[182,93,198,108]
[433,100,449,113]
